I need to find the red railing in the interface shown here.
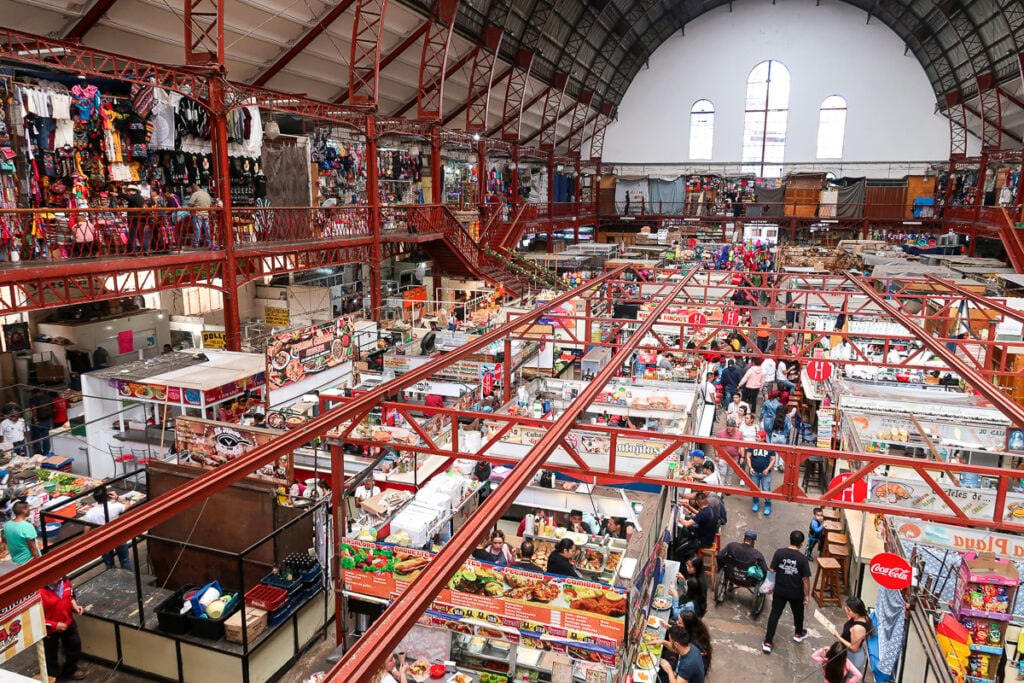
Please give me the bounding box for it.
[608,200,924,220]
[0,207,224,263]
[231,205,371,245]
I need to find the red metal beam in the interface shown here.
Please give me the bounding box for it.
[252,0,358,87]
[184,0,224,66]
[925,274,1024,325]
[340,19,426,104]
[522,98,576,146]
[327,268,697,681]
[566,90,594,155]
[0,269,626,615]
[64,0,119,40]
[416,0,460,120]
[558,110,599,152]
[391,47,475,118]
[464,27,504,132]
[347,0,390,106]
[998,86,1024,112]
[846,272,1024,429]
[443,64,513,126]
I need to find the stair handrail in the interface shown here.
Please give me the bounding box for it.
[999,206,1024,273]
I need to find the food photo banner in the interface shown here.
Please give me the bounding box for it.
[174,416,284,469]
[339,539,626,646]
[847,411,1007,451]
[266,318,357,391]
[867,476,1024,520]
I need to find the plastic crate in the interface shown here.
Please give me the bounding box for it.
[268,598,297,628]
[245,584,288,611]
[187,593,239,640]
[261,572,302,595]
[298,583,322,603]
[299,563,321,584]
[155,585,197,635]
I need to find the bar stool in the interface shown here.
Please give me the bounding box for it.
[812,557,843,607]
[827,543,851,595]
[827,532,849,548]
[824,519,844,536]
[700,532,722,592]
[823,508,842,523]
[802,456,827,492]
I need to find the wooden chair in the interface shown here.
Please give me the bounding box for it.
[700,532,722,592]
[812,557,843,607]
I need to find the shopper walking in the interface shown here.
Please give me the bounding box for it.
[756,317,772,353]
[28,387,53,455]
[737,361,764,412]
[4,500,40,564]
[763,530,812,655]
[720,361,742,405]
[41,575,86,680]
[714,419,744,488]
[747,430,776,516]
[82,486,133,569]
[188,182,213,247]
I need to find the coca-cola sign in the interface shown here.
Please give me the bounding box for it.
[869,552,913,590]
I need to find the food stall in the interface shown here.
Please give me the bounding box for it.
[337,483,668,683]
[80,351,268,479]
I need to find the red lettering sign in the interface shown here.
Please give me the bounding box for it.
[722,310,740,327]
[689,312,708,326]
[869,552,913,590]
[828,473,868,503]
[806,360,833,382]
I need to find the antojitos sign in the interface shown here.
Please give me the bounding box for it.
[869,552,913,590]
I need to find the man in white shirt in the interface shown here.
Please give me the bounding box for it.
[82,486,133,569]
[353,475,381,507]
[760,357,777,395]
[1,410,27,457]
[775,359,796,392]
[698,372,718,420]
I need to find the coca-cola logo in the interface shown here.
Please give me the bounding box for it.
[869,552,913,590]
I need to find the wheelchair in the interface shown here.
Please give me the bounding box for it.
[714,555,767,618]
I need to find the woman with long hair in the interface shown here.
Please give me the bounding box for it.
[679,611,712,674]
[828,597,873,673]
[812,641,863,682]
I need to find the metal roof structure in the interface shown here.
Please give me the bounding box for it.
[5,0,1024,150]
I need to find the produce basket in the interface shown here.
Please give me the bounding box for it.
[245,584,288,611]
[187,593,239,640]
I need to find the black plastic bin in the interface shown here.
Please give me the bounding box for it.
[155,585,197,635]
[186,594,239,640]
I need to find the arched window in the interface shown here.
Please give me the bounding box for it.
[742,60,790,177]
[689,100,715,160]
[816,95,847,159]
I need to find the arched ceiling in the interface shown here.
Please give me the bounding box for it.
[4,0,1024,149]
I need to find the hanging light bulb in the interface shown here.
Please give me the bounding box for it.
[264,120,281,140]
[508,162,517,171]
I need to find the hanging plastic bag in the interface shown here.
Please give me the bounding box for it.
[759,571,776,595]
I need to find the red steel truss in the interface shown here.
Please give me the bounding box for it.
[500,49,534,141]
[184,0,224,66]
[348,0,390,106]
[463,29,502,131]
[252,0,358,87]
[416,0,460,120]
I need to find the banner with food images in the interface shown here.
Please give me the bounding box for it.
[339,540,626,645]
[266,317,356,391]
[173,416,284,470]
[867,475,1024,520]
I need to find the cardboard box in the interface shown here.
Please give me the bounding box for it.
[224,606,267,644]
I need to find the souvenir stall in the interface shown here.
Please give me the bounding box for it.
[375,138,423,205]
[684,174,726,215]
[517,160,548,204]
[441,148,477,209]
[79,350,267,479]
[982,154,1021,207]
[336,479,667,683]
[934,162,981,208]
[310,127,366,205]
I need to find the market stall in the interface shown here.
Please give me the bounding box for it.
[80,351,267,478]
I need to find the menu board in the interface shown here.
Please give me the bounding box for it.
[110,372,265,406]
[266,318,356,391]
[866,475,1024,520]
[340,540,626,646]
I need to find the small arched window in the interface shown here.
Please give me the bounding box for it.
[742,60,790,177]
[817,95,847,159]
[689,100,715,160]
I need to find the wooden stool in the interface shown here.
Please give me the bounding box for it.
[827,532,849,547]
[813,557,843,607]
[827,543,851,596]
[802,456,827,492]
[823,520,844,535]
[823,508,841,522]
[700,532,722,591]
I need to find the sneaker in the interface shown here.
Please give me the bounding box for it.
[793,631,809,642]
[752,502,760,513]
[762,641,772,654]
[764,505,772,516]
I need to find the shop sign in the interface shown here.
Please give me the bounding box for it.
[174,416,282,469]
[339,540,626,644]
[848,411,1006,452]
[201,331,226,349]
[0,593,45,663]
[722,310,740,327]
[403,286,427,309]
[203,372,266,405]
[867,475,1024,519]
[806,360,833,382]
[266,318,357,391]
[869,552,913,590]
[264,306,290,327]
[265,409,306,431]
[688,312,707,326]
[615,437,671,460]
[892,515,1024,559]
[827,474,868,503]
[1007,428,1024,454]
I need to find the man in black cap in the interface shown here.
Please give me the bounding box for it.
[717,529,768,587]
